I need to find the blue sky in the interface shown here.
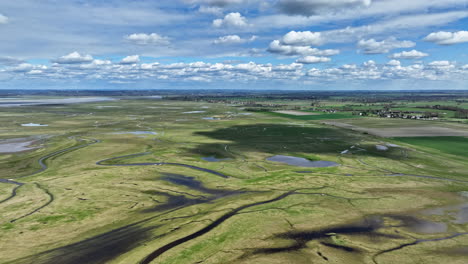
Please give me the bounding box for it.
[0,0,467,90]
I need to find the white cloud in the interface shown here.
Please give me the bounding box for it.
[120,55,140,64]
[253,3,468,31]
[277,0,372,16]
[390,50,429,59]
[427,60,455,69]
[273,63,303,71]
[255,12,467,49]
[53,52,94,64]
[3,58,468,86]
[214,35,242,44]
[124,33,171,45]
[424,31,468,45]
[268,40,339,56]
[305,60,466,82]
[187,76,211,82]
[253,12,468,54]
[386,59,401,66]
[0,14,8,24]
[213,35,257,44]
[10,63,34,72]
[267,30,338,57]
[357,37,415,54]
[281,31,323,46]
[140,62,160,70]
[352,12,468,39]
[1,0,467,62]
[8,63,47,73]
[27,69,43,75]
[0,57,24,66]
[213,12,249,27]
[296,56,331,64]
[355,0,467,18]
[198,6,223,15]
[92,59,112,66]
[187,0,244,7]
[79,59,112,69]
[363,60,376,67]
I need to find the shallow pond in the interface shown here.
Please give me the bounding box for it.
[267,155,339,168]
[143,173,240,212]
[183,111,205,114]
[21,123,48,127]
[96,106,120,109]
[423,202,468,224]
[112,131,157,135]
[391,215,448,234]
[0,97,114,107]
[0,137,39,153]
[375,145,389,151]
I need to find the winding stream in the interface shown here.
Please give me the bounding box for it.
[0,179,24,203]
[96,153,229,178]
[138,191,297,264]
[372,232,468,264]
[1,139,100,223]
[4,143,468,263]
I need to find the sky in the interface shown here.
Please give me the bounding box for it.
[0,0,467,90]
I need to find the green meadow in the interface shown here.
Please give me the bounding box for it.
[0,96,467,264]
[393,136,468,157]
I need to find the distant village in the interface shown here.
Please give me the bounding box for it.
[172,96,468,120]
[355,110,440,120]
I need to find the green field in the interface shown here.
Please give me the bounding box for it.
[0,95,468,264]
[265,111,359,120]
[393,136,468,157]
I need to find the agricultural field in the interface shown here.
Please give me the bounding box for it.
[0,93,468,264]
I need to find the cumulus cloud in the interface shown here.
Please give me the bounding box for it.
[281,31,323,46]
[0,14,8,24]
[124,33,171,45]
[306,60,466,82]
[267,30,339,57]
[357,37,415,54]
[273,63,303,71]
[27,69,44,75]
[386,59,401,66]
[268,40,339,56]
[427,60,455,69]
[53,52,94,64]
[3,58,467,86]
[213,12,249,27]
[277,0,372,16]
[213,35,257,44]
[424,31,468,45]
[389,50,429,59]
[79,59,112,69]
[8,63,47,73]
[296,56,331,64]
[10,63,34,72]
[93,59,112,65]
[120,55,140,64]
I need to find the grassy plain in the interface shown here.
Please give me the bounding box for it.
[393,137,468,157]
[0,96,467,264]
